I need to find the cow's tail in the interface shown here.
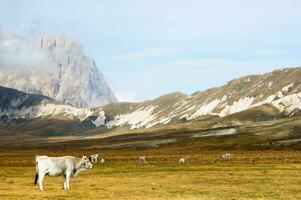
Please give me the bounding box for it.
[34,155,39,185]
[34,173,38,185]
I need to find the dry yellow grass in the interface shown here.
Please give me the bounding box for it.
[1,162,301,200]
[1,119,301,200]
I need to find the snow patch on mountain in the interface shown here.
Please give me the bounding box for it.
[36,103,92,120]
[158,117,172,125]
[271,92,301,114]
[0,101,92,121]
[189,99,221,119]
[92,111,106,127]
[276,91,284,98]
[281,82,294,93]
[107,105,158,129]
[252,94,276,108]
[219,97,255,117]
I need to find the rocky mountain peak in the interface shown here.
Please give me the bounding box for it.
[0,34,118,108]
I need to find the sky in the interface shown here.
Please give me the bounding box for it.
[1,0,301,102]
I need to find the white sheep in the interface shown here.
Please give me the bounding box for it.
[178,158,186,164]
[220,153,231,161]
[139,156,146,163]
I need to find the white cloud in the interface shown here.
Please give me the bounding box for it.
[252,48,286,56]
[112,47,178,61]
[0,33,54,71]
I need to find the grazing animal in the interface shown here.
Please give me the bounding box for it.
[220,153,231,161]
[139,156,146,163]
[178,158,186,164]
[89,154,99,163]
[34,155,92,191]
[99,158,105,164]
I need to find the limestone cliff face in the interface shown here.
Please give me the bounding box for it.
[0,34,117,108]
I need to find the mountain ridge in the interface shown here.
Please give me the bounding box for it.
[0,66,301,132]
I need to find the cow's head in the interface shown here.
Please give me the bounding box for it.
[82,154,93,170]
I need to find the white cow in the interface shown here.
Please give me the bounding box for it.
[178,158,186,164]
[220,153,231,161]
[89,154,99,163]
[34,155,92,191]
[139,156,146,163]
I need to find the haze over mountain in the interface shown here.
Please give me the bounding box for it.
[0,33,117,108]
[1,66,300,133]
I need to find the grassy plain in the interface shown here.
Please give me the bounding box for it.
[1,116,301,199]
[1,148,301,200]
[1,162,301,200]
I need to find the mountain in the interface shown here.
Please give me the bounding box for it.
[0,66,301,133]
[0,34,117,108]
[0,86,93,122]
[93,67,300,129]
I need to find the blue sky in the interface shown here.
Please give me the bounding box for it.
[1,0,301,102]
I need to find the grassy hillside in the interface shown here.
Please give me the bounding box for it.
[224,104,282,122]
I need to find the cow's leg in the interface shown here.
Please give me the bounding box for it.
[66,173,71,190]
[63,175,67,189]
[38,172,45,192]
